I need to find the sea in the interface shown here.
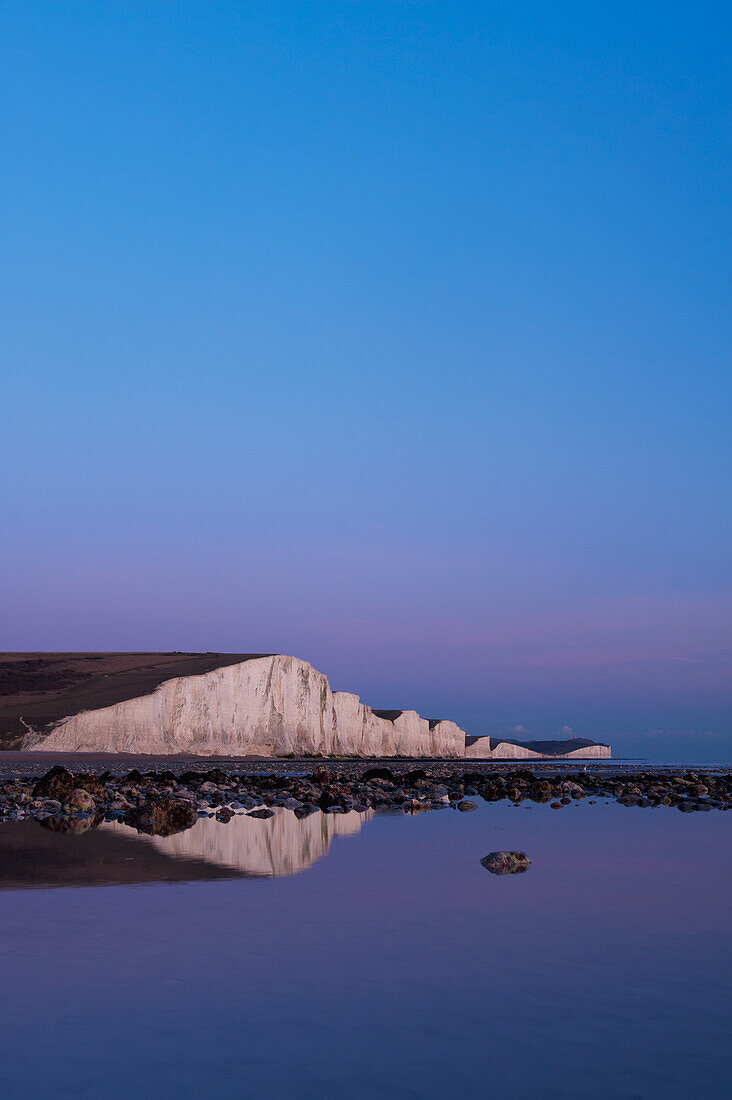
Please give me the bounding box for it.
[0,775,729,1098]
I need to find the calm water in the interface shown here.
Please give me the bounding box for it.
[0,801,730,1098]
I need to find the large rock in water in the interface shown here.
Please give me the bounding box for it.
[125,797,198,837]
[33,766,107,802]
[21,655,466,758]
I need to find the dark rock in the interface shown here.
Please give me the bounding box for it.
[403,769,429,784]
[201,768,228,783]
[215,807,234,823]
[456,800,477,812]
[247,808,275,819]
[33,766,107,802]
[528,781,552,803]
[481,851,531,875]
[125,797,197,836]
[68,789,96,812]
[361,767,394,782]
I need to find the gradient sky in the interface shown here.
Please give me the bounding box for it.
[2,2,730,760]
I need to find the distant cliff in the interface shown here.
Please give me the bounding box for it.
[11,652,611,759]
[480,737,611,760]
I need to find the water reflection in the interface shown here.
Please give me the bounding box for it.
[0,808,373,889]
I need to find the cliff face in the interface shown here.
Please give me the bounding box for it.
[17,653,611,759]
[464,735,492,758]
[21,655,466,758]
[490,739,611,760]
[559,744,612,759]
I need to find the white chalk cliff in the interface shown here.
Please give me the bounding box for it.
[21,654,465,757]
[20,653,610,758]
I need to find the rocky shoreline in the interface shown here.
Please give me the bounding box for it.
[0,763,729,836]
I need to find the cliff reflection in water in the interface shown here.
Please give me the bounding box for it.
[0,808,373,889]
[106,807,373,878]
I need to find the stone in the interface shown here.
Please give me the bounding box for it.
[528,781,552,803]
[481,851,532,875]
[68,789,96,812]
[247,808,275,819]
[125,797,197,837]
[456,800,477,812]
[33,766,107,802]
[362,767,394,781]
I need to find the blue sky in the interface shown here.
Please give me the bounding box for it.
[2,2,730,760]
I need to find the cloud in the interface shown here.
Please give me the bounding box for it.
[558,724,574,735]
[510,724,529,734]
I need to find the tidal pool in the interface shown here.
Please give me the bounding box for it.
[0,800,729,1098]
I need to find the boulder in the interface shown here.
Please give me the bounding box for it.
[125,797,197,837]
[528,781,552,803]
[481,851,532,875]
[68,789,96,812]
[361,767,394,782]
[33,766,107,802]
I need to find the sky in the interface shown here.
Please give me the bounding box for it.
[1,2,730,761]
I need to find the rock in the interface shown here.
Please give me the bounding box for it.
[402,769,428,784]
[361,767,394,782]
[33,766,107,802]
[68,789,96,812]
[247,808,275,819]
[456,800,477,812]
[125,797,197,837]
[481,851,532,875]
[528,781,552,803]
[311,766,334,784]
[215,808,234,823]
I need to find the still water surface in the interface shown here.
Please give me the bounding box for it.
[0,800,730,1098]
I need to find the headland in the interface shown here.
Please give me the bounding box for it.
[0,652,610,760]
